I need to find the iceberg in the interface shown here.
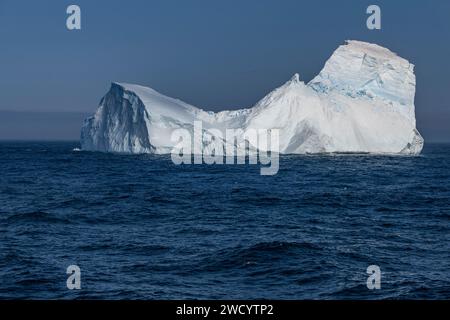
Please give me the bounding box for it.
[81,40,424,155]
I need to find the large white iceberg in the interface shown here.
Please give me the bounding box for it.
[81,40,424,155]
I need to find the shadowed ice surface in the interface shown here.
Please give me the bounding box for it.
[0,142,449,299]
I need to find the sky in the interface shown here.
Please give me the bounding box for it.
[0,0,449,141]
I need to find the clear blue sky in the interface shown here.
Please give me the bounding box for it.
[0,0,449,141]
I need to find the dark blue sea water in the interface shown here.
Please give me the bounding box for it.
[0,142,449,299]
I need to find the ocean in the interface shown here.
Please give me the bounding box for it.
[0,141,449,299]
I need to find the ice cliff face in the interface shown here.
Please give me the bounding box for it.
[81,40,424,155]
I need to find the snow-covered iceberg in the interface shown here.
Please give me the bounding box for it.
[81,40,424,155]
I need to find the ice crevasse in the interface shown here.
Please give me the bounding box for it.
[81,40,424,155]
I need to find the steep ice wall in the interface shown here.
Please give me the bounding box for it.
[81,83,154,153]
[81,40,424,155]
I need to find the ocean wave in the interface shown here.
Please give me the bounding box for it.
[5,211,71,224]
[193,241,322,273]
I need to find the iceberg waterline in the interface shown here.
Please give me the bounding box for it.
[81,40,424,155]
